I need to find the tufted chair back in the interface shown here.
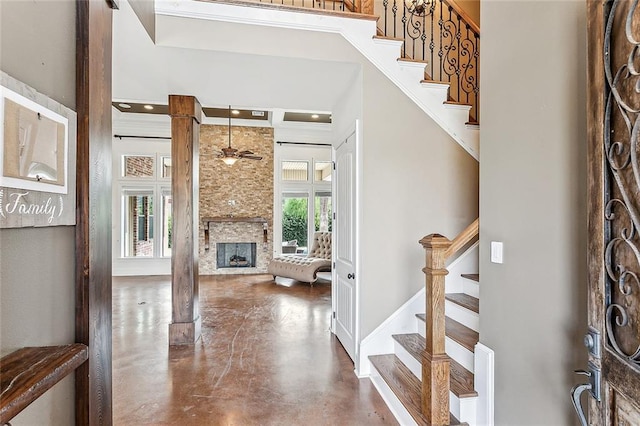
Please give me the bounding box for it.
[308,232,332,260]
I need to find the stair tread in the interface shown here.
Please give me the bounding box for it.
[373,35,404,43]
[420,79,451,86]
[444,100,473,107]
[369,354,464,426]
[398,57,429,65]
[392,333,478,398]
[461,273,479,282]
[415,315,479,352]
[445,293,479,314]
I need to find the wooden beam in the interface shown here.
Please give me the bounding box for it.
[76,0,115,424]
[168,95,202,345]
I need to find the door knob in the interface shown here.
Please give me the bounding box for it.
[347,273,355,279]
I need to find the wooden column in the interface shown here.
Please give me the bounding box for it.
[419,234,451,425]
[76,0,116,424]
[168,95,202,345]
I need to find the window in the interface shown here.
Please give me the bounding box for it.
[162,192,172,257]
[123,191,154,257]
[282,192,309,252]
[314,161,332,182]
[161,156,172,178]
[315,190,332,232]
[123,155,154,178]
[282,161,308,182]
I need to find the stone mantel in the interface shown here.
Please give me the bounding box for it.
[202,217,269,251]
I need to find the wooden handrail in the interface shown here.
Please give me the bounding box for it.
[444,218,479,259]
[440,0,480,36]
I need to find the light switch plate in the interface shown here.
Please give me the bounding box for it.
[491,241,503,264]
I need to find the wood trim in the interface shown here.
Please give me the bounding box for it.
[196,0,379,20]
[0,345,88,424]
[168,95,202,345]
[202,216,269,224]
[418,234,451,424]
[586,1,606,424]
[444,218,479,259]
[441,0,480,35]
[354,0,373,15]
[76,0,114,424]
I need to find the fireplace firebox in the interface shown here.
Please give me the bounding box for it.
[216,243,257,268]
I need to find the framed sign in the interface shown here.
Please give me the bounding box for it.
[0,86,68,194]
[0,72,76,228]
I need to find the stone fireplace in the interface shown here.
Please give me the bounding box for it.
[198,124,274,275]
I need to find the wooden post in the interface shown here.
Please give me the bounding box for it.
[76,0,116,424]
[168,95,202,345]
[419,234,451,425]
[354,0,374,14]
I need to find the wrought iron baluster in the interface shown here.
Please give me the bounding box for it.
[430,1,435,79]
[394,0,399,39]
[439,0,443,81]
[383,0,388,35]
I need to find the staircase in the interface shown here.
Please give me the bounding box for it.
[366,220,491,426]
[150,2,486,423]
[155,0,480,160]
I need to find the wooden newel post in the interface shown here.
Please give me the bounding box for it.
[354,0,374,15]
[419,234,452,425]
[168,95,202,345]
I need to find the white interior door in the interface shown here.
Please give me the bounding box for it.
[333,131,357,361]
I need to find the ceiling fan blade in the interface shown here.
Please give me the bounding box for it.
[240,154,263,160]
[238,150,254,155]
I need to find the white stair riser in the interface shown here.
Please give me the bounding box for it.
[445,300,480,332]
[370,38,404,59]
[393,341,477,422]
[369,363,419,426]
[416,322,475,373]
[397,61,427,83]
[463,279,480,298]
[446,338,475,373]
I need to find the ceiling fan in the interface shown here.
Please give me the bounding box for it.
[218,105,263,165]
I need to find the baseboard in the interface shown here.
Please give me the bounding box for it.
[357,289,423,376]
[474,342,495,426]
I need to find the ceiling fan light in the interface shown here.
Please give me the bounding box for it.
[222,156,239,166]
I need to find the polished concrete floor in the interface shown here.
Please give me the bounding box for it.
[112,274,397,425]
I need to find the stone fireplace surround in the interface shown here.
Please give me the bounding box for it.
[200,219,270,275]
[198,124,274,275]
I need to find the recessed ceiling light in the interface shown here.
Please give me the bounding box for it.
[143,105,154,110]
[311,114,319,119]
[118,103,131,109]
[231,110,240,115]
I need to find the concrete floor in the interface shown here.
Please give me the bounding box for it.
[112,274,397,425]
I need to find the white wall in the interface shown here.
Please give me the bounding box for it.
[0,1,76,424]
[480,1,588,424]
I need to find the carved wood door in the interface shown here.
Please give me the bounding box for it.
[581,1,640,424]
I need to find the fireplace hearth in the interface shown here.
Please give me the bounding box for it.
[217,243,257,268]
